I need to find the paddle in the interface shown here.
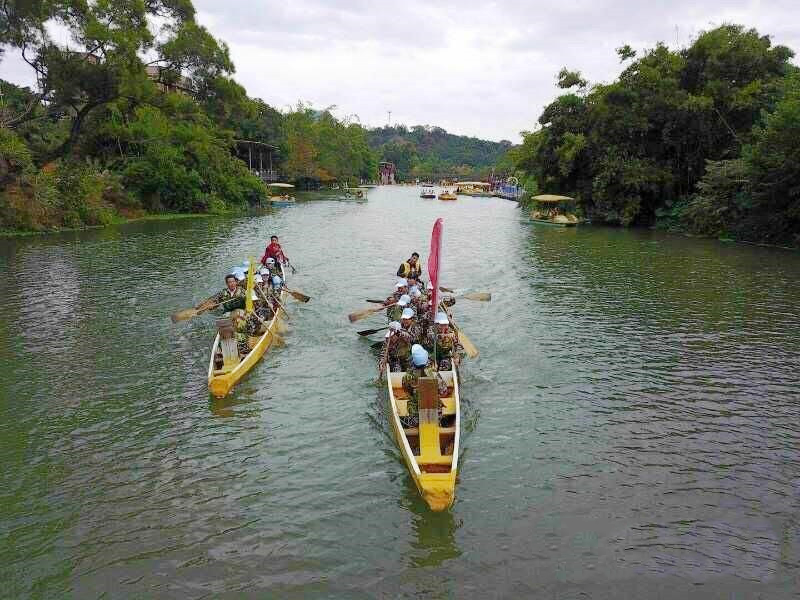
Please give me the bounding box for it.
[286,288,311,303]
[357,325,388,336]
[460,292,491,301]
[348,302,396,323]
[370,340,384,350]
[366,299,386,304]
[438,287,491,302]
[286,261,297,275]
[439,303,479,359]
[255,286,291,321]
[171,296,241,323]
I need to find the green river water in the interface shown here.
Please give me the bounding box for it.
[1,186,798,599]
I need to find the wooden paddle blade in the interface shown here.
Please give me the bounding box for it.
[288,289,311,303]
[439,286,455,293]
[271,331,286,347]
[348,305,384,322]
[457,329,479,358]
[358,326,387,336]
[461,292,491,301]
[275,318,289,334]
[370,340,385,350]
[171,307,198,322]
[366,299,386,304]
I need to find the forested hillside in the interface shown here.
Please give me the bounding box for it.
[368,125,511,181]
[497,24,800,247]
[0,1,374,232]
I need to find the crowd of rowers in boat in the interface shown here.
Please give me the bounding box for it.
[205,236,291,365]
[378,253,463,408]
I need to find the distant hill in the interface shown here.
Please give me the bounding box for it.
[367,125,512,181]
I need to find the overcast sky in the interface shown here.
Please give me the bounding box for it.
[3,0,800,142]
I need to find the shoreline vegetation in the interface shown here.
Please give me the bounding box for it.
[0,3,797,248]
[0,0,501,237]
[496,25,800,249]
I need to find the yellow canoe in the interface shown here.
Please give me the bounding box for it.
[438,192,457,201]
[386,368,461,511]
[207,268,288,398]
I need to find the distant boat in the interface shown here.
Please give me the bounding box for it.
[455,181,492,197]
[529,195,580,226]
[265,183,296,206]
[438,189,457,201]
[420,185,436,198]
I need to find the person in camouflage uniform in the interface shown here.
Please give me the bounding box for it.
[229,309,251,356]
[409,287,432,334]
[401,345,449,425]
[213,274,246,312]
[377,321,413,373]
[425,311,461,370]
[385,280,407,321]
[386,293,409,322]
[400,307,423,344]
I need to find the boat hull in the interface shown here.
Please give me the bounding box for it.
[386,369,460,511]
[207,282,288,398]
[530,218,578,227]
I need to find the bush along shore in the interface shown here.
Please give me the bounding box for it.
[496,24,800,248]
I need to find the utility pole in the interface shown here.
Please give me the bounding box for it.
[388,110,392,126]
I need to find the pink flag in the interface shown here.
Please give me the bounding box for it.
[428,218,443,312]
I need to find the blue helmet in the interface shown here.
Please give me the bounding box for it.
[411,344,428,367]
[272,275,283,286]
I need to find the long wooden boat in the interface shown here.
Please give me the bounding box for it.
[207,264,288,398]
[386,365,461,511]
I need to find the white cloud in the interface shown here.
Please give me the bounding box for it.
[3,0,800,142]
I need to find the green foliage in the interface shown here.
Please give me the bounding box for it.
[283,103,376,185]
[616,45,636,62]
[503,23,800,244]
[557,68,587,90]
[368,125,510,181]
[111,103,265,212]
[0,126,34,180]
[1,0,276,230]
[681,159,750,237]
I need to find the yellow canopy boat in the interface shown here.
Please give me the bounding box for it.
[438,189,457,201]
[266,182,296,205]
[207,260,288,398]
[386,366,461,511]
[455,181,492,197]
[530,194,580,226]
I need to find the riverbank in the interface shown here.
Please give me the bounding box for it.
[0,211,228,238]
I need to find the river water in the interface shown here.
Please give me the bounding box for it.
[1,186,798,599]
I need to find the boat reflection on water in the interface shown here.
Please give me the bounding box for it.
[398,474,463,567]
[208,389,262,418]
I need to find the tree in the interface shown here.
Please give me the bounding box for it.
[2,0,234,158]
